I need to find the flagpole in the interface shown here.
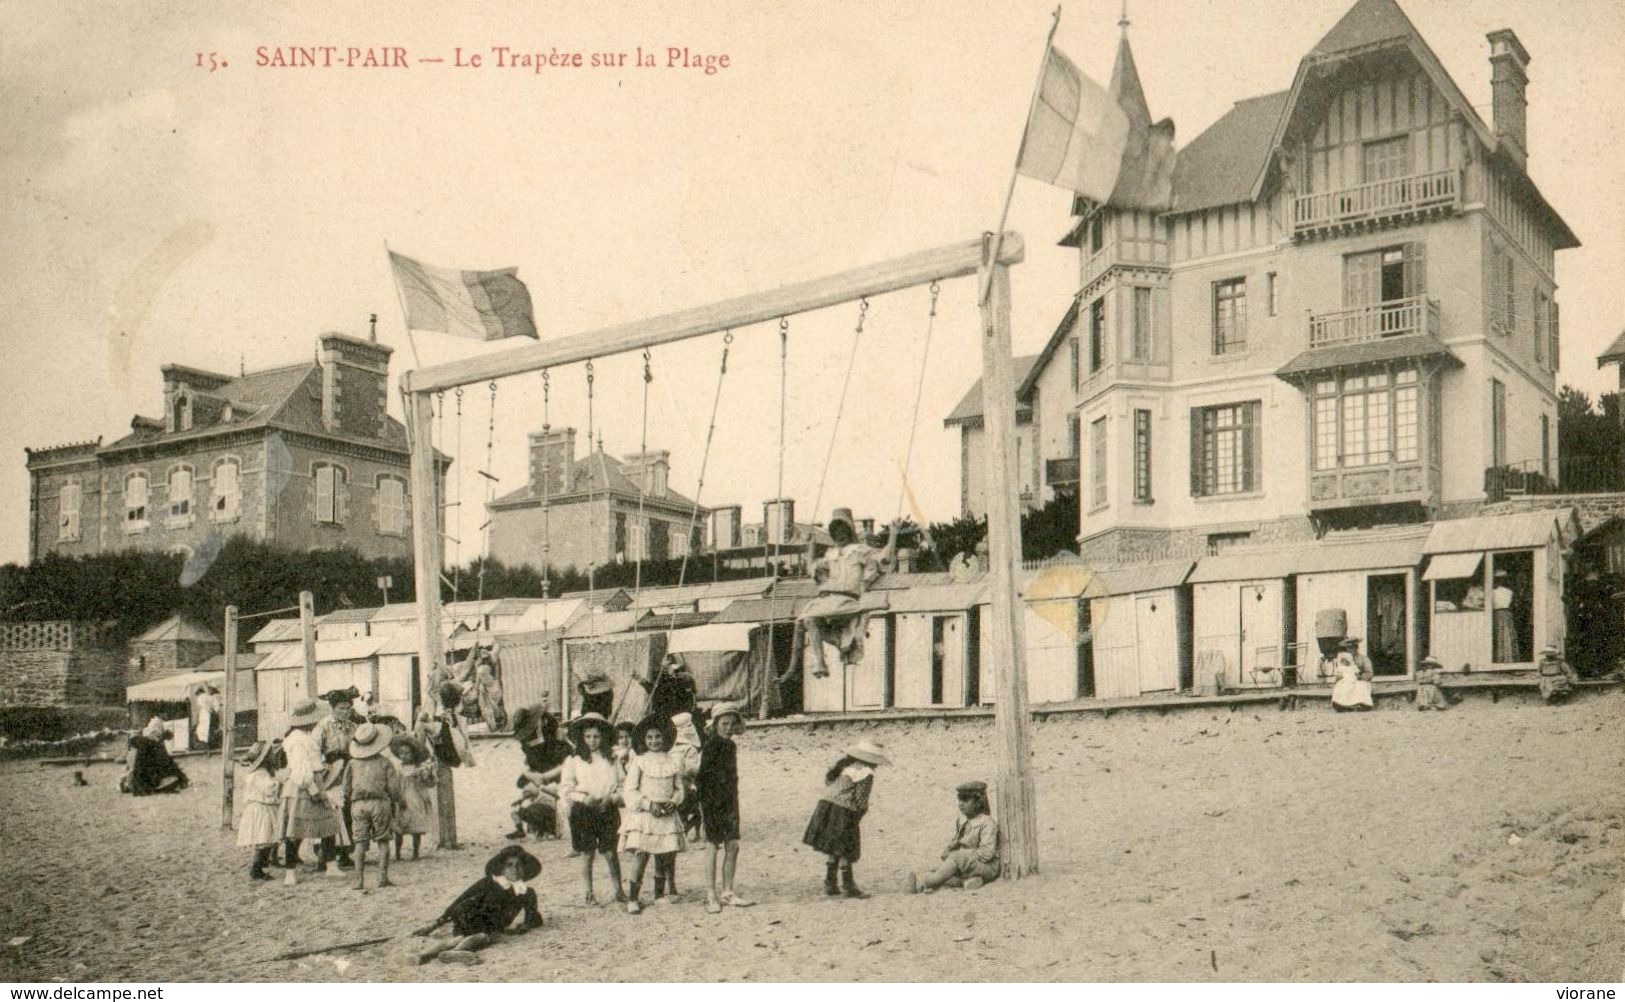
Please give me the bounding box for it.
[980,5,1064,306]
[384,239,425,371]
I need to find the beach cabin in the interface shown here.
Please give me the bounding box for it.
[559,610,660,721]
[1422,509,1578,671]
[885,581,985,710]
[1291,532,1427,681]
[968,563,1102,706]
[1081,562,1193,700]
[125,652,261,747]
[661,620,786,717]
[706,595,805,715]
[626,577,777,616]
[1189,552,1296,691]
[252,636,393,738]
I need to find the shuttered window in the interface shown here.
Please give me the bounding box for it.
[1130,286,1153,361]
[1212,278,1247,355]
[314,464,347,525]
[377,476,406,535]
[1133,410,1153,503]
[58,481,81,541]
[1089,417,1107,509]
[212,458,241,520]
[125,472,149,529]
[167,466,194,520]
[1190,402,1260,496]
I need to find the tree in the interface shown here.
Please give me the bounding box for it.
[1557,386,1625,492]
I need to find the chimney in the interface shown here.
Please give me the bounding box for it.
[856,517,876,541]
[529,427,577,496]
[763,498,795,545]
[1486,29,1531,169]
[621,449,670,498]
[709,505,742,550]
[316,333,393,438]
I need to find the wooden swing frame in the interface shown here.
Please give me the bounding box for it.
[401,231,1041,877]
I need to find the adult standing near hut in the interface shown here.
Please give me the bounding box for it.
[281,698,347,871]
[640,654,698,726]
[1492,571,1519,662]
[1329,637,1374,712]
[417,681,474,850]
[315,687,362,869]
[800,508,895,678]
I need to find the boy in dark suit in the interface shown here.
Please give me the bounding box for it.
[413,845,544,964]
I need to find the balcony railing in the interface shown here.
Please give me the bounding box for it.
[1309,295,1440,349]
[1292,168,1460,237]
[1046,457,1080,487]
[1484,458,1625,503]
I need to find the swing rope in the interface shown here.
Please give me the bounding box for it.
[632,348,653,600]
[767,318,795,691]
[808,297,867,529]
[584,360,600,646]
[475,381,498,605]
[663,333,733,640]
[893,281,941,525]
[451,387,465,602]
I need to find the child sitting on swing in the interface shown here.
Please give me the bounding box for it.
[800,508,896,678]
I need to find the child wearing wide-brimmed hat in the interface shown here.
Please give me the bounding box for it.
[905,781,1000,894]
[236,740,282,881]
[1414,655,1452,711]
[698,703,753,913]
[621,715,686,913]
[346,722,402,891]
[559,712,626,905]
[413,845,544,964]
[280,698,348,872]
[802,737,889,898]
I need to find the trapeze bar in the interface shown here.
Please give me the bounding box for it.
[402,232,1024,395]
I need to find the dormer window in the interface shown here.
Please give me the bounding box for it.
[1088,213,1105,255]
[173,394,192,433]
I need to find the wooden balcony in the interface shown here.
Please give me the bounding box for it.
[1291,168,1460,239]
[1308,295,1439,349]
[1309,460,1439,512]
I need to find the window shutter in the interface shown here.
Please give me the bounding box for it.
[1551,301,1560,369]
[1243,402,1261,491]
[315,466,333,522]
[371,480,382,530]
[1189,408,1204,497]
[1406,242,1427,298]
[337,472,351,526]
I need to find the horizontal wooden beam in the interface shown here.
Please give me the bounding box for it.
[402,232,1025,394]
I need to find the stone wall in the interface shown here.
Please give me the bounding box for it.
[127,638,217,686]
[0,622,126,709]
[1478,492,1625,531]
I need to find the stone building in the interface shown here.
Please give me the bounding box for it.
[126,615,219,688]
[487,428,708,573]
[948,0,1576,563]
[25,333,449,563]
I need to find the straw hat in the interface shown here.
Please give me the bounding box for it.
[843,737,890,767]
[485,844,542,881]
[350,722,393,759]
[286,699,322,730]
[321,686,360,707]
[241,740,275,773]
[566,712,612,746]
[710,702,744,729]
[1418,655,1443,669]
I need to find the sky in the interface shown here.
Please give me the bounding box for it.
[2,0,1622,568]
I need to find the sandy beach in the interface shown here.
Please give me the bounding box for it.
[0,690,1619,983]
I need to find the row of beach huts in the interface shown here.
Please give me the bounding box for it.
[134,507,1582,740]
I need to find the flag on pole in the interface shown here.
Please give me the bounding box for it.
[387,250,538,341]
[1016,47,1132,203]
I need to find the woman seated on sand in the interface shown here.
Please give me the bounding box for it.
[122,718,189,796]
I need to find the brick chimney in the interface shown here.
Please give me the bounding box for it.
[709,505,742,550]
[1486,29,1531,170]
[763,498,795,545]
[529,427,577,496]
[317,333,393,438]
[621,449,670,498]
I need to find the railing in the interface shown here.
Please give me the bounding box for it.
[1309,295,1439,348]
[1292,167,1460,235]
[1485,457,1625,502]
[1046,457,1080,487]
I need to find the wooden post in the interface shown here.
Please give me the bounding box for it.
[978,232,1040,878]
[298,590,318,699]
[219,605,238,830]
[405,385,454,847]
